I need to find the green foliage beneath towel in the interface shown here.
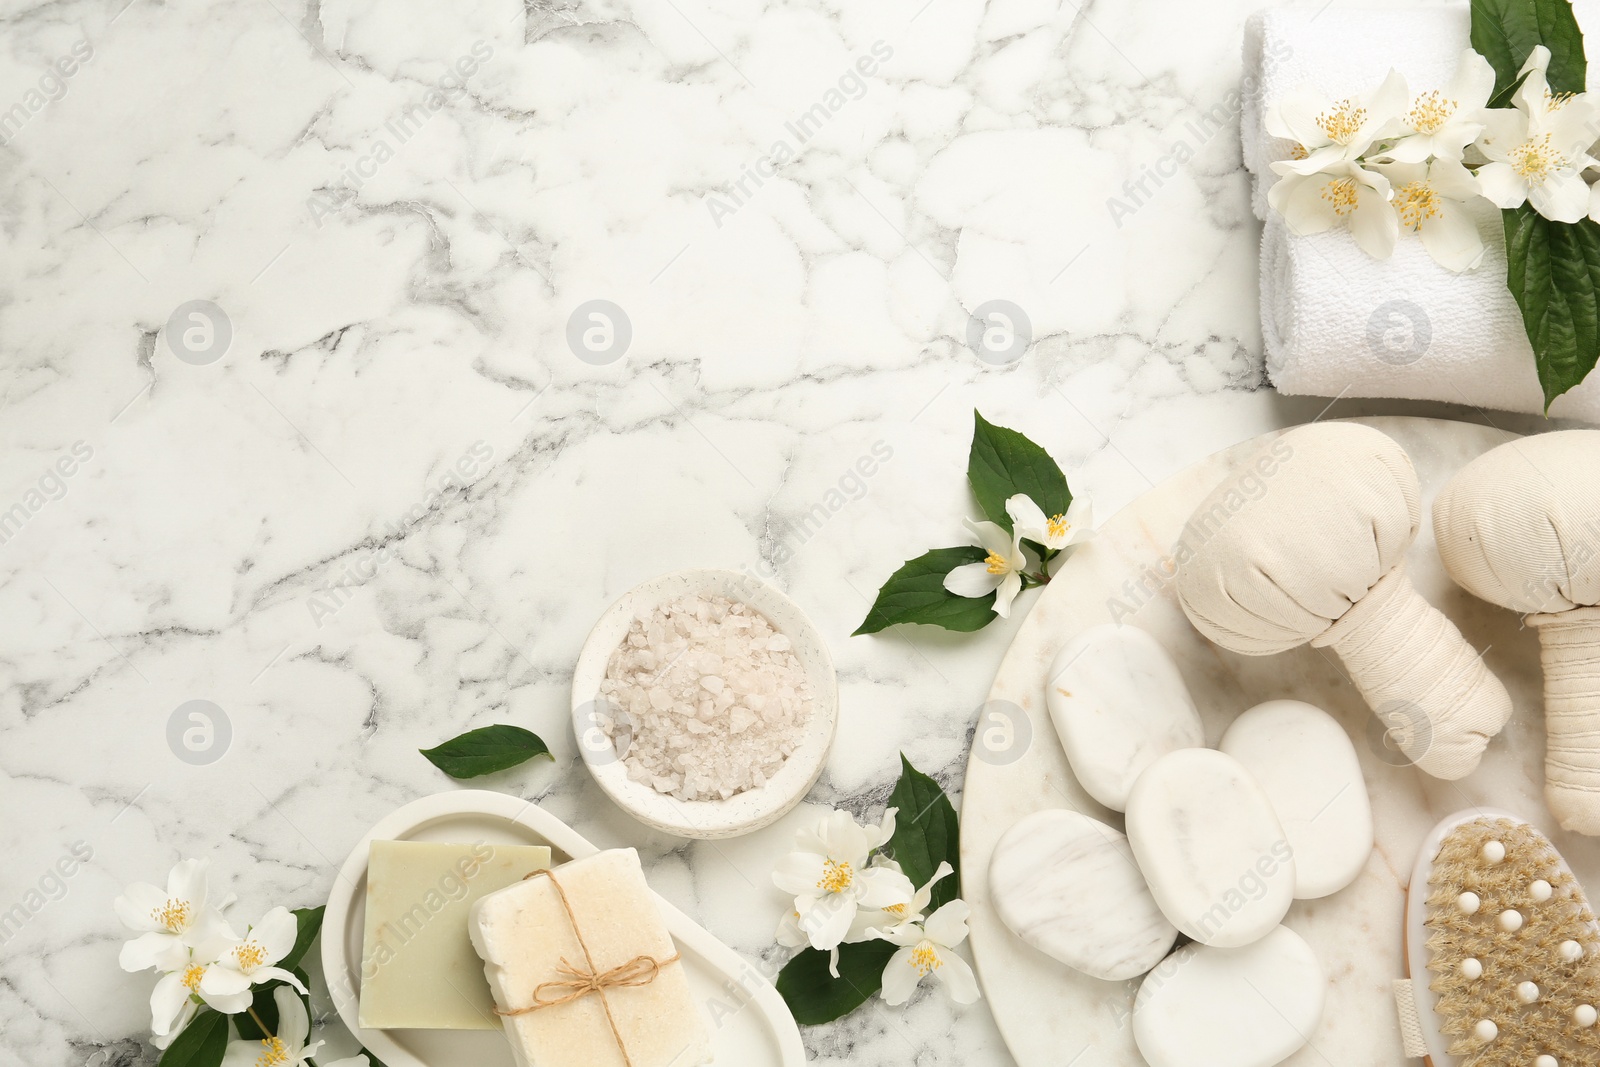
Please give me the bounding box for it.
[1475,0,1600,408]
[1503,206,1600,409]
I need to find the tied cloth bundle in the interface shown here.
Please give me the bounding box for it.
[1435,430,1600,835]
[496,869,682,1067]
[1174,422,1513,780]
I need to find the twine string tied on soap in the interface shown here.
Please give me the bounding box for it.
[493,868,681,1067]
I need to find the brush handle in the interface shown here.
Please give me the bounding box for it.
[1528,607,1600,835]
[1312,563,1513,780]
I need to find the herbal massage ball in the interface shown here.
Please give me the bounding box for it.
[1175,422,1512,780]
[1434,430,1600,834]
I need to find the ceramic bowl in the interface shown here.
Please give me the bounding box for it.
[571,568,838,839]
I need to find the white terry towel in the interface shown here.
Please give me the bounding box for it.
[1244,4,1600,421]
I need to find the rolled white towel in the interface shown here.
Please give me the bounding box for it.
[1259,212,1600,420]
[1241,6,1472,221]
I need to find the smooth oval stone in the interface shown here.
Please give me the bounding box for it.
[1221,699,1373,899]
[1133,925,1325,1067]
[1126,748,1295,947]
[989,809,1178,981]
[1045,623,1205,811]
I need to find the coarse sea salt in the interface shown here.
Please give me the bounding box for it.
[598,594,814,802]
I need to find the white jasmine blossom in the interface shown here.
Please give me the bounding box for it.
[200,907,308,999]
[116,859,233,974]
[1475,46,1600,222]
[1267,70,1409,173]
[220,987,322,1067]
[1373,158,1487,271]
[875,899,981,1006]
[1376,50,1495,163]
[943,519,1027,617]
[1005,494,1093,553]
[1268,161,1399,258]
[148,935,252,1045]
[772,809,914,954]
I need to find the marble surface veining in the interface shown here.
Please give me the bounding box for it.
[0,0,1584,1064]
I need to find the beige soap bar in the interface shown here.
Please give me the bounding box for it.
[359,840,551,1030]
[469,848,712,1067]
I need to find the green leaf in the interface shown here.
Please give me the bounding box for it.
[966,410,1070,533]
[1503,205,1600,410]
[776,940,900,1025]
[886,754,961,910]
[852,547,996,635]
[157,1008,228,1067]
[361,1049,391,1067]
[281,905,324,970]
[420,724,552,779]
[1471,0,1586,98]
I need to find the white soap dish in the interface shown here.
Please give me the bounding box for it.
[322,789,807,1067]
[571,568,839,839]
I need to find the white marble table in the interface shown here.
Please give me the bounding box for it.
[0,0,1573,1064]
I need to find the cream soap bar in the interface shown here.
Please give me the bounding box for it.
[359,840,551,1030]
[469,848,712,1067]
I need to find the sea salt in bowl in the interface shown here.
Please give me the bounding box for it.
[572,569,838,839]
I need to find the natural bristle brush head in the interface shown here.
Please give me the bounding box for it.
[1403,811,1600,1066]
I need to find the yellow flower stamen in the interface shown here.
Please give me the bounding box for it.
[1289,143,1309,161]
[1045,514,1071,540]
[1320,177,1361,216]
[234,941,267,971]
[153,900,191,933]
[255,1036,289,1067]
[983,552,1009,575]
[1405,90,1456,133]
[1394,180,1443,231]
[910,942,942,976]
[883,902,908,919]
[181,964,206,991]
[817,859,853,894]
[1316,100,1367,145]
[1547,88,1576,111]
[1510,133,1567,185]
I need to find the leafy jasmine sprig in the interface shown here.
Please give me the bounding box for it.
[854,411,1090,634]
[773,756,975,1023]
[114,861,384,1067]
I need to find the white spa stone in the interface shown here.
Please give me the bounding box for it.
[1500,909,1525,933]
[1517,981,1540,1004]
[1562,940,1585,963]
[1044,623,1205,812]
[1126,749,1296,947]
[1219,699,1374,900]
[1461,958,1483,980]
[1482,840,1507,864]
[1575,1004,1597,1027]
[989,809,1178,981]
[1459,891,1482,915]
[1533,880,1554,903]
[1132,925,1325,1067]
[1474,1019,1499,1042]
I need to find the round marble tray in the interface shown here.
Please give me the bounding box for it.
[961,416,1600,1067]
